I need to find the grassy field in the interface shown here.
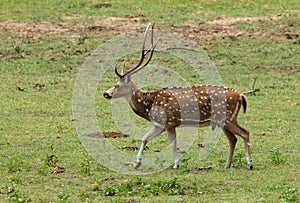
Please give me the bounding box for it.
[0,0,299,202]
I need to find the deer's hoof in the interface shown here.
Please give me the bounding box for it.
[135,162,141,169]
[224,163,231,169]
[173,164,179,169]
[249,165,253,170]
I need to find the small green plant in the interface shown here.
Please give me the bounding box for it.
[44,154,59,167]
[232,151,243,168]
[280,184,299,202]
[57,192,71,203]
[80,158,91,176]
[43,145,59,167]
[7,189,32,203]
[269,148,285,165]
[14,44,22,53]
[56,123,63,133]
[78,35,88,45]
[5,155,23,173]
[101,177,185,197]
[129,138,137,145]
[91,181,100,191]
[181,153,191,169]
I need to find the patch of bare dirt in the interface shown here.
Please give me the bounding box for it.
[206,14,288,26]
[252,65,300,73]
[0,16,146,38]
[87,131,129,138]
[175,13,299,41]
[0,13,298,41]
[0,20,70,37]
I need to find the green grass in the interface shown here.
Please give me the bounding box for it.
[1,0,300,202]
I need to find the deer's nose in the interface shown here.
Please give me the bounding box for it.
[103,92,112,99]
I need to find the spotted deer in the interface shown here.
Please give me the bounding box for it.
[103,24,253,170]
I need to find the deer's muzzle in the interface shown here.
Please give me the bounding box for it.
[103,92,112,99]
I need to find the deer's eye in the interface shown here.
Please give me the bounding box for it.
[115,85,120,89]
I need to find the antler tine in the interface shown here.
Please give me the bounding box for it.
[131,23,152,69]
[132,38,159,72]
[114,60,122,78]
[142,23,153,55]
[124,23,157,77]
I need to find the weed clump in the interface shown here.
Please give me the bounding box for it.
[100,177,185,197]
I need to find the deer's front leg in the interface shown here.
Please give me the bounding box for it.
[166,128,179,169]
[135,126,163,169]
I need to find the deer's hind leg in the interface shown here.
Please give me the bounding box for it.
[223,129,237,169]
[226,123,253,169]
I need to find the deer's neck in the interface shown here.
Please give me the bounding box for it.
[129,89,155,121]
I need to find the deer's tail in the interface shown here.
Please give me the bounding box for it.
[241,94,247,114]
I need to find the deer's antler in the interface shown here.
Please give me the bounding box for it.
[115,23,159,78]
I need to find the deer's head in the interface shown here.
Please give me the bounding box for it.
[103,23,158,100]
[103,75,134,99]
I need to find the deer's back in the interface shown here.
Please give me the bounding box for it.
[149,85,244,129]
